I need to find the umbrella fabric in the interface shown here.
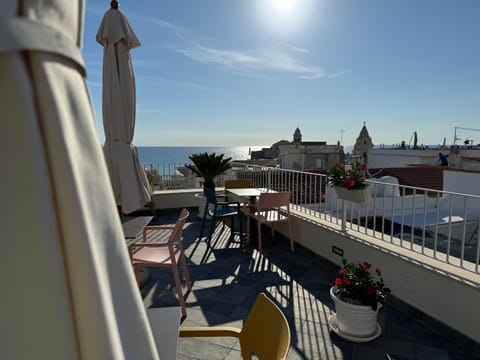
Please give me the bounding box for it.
[1,1,158,359]
[96,8,151,214]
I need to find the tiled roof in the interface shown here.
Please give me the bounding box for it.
[369,165,445,191]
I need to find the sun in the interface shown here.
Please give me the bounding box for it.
[256,0,315,37]
[270,0,295,15]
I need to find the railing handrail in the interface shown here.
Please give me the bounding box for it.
[146,161,480,274]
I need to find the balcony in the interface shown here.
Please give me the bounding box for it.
[140,163,480,358]
[136,207,479,359]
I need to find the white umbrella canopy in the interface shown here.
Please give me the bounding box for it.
[1,0,158,359]
[96,2,151,214]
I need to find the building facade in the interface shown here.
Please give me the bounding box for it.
[278,127,344,171]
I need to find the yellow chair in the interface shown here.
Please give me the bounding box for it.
[224,179,253,216]
[224,179,253,189]
[179,293,290,360]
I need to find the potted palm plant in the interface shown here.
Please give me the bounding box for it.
[185,152,232,191]
[185,152,232,218]
[329,259,391,342]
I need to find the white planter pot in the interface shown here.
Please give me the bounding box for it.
[334,184,372,203]
[194,193,213,220]
[195,193,207,219]
[330,287,379,338]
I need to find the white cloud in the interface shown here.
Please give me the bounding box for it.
[300,70,352,80]
[137,75,220,93]
[177,44,349,80]
[178,45,261,68]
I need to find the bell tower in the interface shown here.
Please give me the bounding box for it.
[293,127,302,146]
[353,122,373,164]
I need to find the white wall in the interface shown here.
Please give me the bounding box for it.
[368,149,439,168]
[274,212,480,343]
[443,171,480,214]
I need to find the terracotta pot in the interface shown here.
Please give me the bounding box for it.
[330,287,379,338]
[334,184,372,203]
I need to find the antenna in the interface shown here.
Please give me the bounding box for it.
[454,126,479,145]
[454,127,461,145]
[340,129,345,144]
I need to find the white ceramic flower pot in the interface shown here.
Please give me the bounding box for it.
[330,287,379,338]
[334,184,372,203]
[195,193,207,219]
[194,192,213,220]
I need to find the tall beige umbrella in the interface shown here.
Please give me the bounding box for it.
[1,0,158,358]
[96,1,152,214]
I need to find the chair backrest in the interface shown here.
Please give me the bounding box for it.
[143,208,189,246]
[224,179,252,189]
[256,192,291,211]
[170,208,189,246]
[239,293,291,360]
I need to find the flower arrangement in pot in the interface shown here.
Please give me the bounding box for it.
[327,161,371,203]
[327,161,367,190]
[329,259,391,340]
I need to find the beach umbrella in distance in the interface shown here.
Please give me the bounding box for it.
[1,0,159,358]
[96,0,152,214]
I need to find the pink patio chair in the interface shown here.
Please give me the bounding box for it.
[129,208,191,317]
[248,192,294,254]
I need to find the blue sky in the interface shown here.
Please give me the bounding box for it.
[82,0,480,147]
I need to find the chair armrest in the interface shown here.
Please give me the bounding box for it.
[227,201,241,208]
[144,225,175,231]
[129,242,170,249]
[179,326,241,338]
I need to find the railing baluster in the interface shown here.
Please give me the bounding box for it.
[145,161,480,275]
[446,194,454,263]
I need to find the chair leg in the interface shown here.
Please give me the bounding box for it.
[229,215,235,240]
[199,214,206,240]
[238,214,243,242]
[180,254,192,291]
[246,215,251,246]
[172,264,187,317]
[133,264,142,286]
[257,221,263,254]
[288,218,294,252]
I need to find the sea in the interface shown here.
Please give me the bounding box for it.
[138,145,355,168]
[137,146,267,167]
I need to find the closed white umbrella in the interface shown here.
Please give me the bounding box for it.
[96,2,152,214]
[1,0,158,358]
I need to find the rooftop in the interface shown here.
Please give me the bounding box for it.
[137,208,480,360]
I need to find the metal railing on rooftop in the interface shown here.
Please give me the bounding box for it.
[145,161,480,274]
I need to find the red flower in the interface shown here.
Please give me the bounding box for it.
[361,163,367,170]
[333,259,390,310]
[345,179,356,189]
[362,261,371,269]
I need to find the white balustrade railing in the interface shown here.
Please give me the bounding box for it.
[145,161,480,274]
